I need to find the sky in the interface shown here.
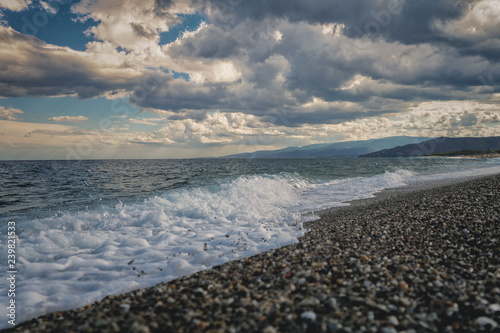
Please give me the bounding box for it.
[0,0,499,160]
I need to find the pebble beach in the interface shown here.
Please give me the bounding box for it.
[7,174,500,333]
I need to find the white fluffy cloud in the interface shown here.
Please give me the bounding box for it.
[40,1,56,14]
[48,116,89,122]
[73,0,170,51]
[129,117,166,126]
[0,106,23,120]
[0,0,32,12]
[71,0,204,56]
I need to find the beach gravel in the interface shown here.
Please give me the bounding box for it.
[7,175,500,332]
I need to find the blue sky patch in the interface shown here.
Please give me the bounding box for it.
[0,96,142,129]
[171,70,190,82]
[159,13,204,45]
[155,68,190,82]
[2,0,95,51]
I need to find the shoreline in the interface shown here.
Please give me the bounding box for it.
[420,154,500,159]
[7,174,500,332]
[318,173,490,214]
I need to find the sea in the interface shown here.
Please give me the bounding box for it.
[1,157,500,327]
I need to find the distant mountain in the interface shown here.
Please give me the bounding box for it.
[360,137,500,157]
[220,136,431,158]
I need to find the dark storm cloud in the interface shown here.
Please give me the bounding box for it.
[205,0,374,25]
[134,80,231,111]
[130,23,157,39]
[231,19,499,103]
[0,27,153,98]
[204,0,499,60]
[153,0,174,16]
[205,0,468,34]
[167,25,240,59]
[262,108,388,126]
[345,0,471,44]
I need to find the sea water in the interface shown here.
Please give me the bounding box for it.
[1,157,499,327]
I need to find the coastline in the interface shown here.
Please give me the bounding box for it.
[420,154,500,159]
[6,174,500,332]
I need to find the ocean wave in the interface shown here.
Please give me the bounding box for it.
[2,161,500,328]
[1,174,307,327]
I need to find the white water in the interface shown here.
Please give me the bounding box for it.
[1,161,500,328]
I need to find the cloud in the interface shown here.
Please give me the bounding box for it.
[201,0,474,45]
[0,106,23,120]
[71,0,185,51]
[40,1,57,14]
[0,119,80,145]
[1,0,499,133]
[48,115,89,122]
[0,26,158,98]
[128,112,277,147]
[137,17,499,125]
[432,0,500,58]
[455,111,478,127]
[24,128,95,137]
[129,117,165,126]
[3,101,496,160]
[0,0,32,12]
[127,104,499,150]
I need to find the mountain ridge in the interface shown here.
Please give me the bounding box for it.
[360,137,500,157]
[219,136,432,158]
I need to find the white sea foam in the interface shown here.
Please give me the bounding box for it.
[1,175,306,327]
[297,169,415,212]
[1,162,500,328]
[408,159,500,183]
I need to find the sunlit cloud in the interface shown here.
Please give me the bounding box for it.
[48,116,89,122]
[0,106,23,120]
[0,0,32,12]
